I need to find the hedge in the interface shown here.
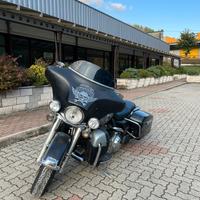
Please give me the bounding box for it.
[120,65,200,79]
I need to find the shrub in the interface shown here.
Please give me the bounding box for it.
[27,58,48,86]
[0,55,27,91]
[159,66,178,76]
[147,66,163,78]
[181,66,200,75]
[138,69,153,78]
[120,68,139,79]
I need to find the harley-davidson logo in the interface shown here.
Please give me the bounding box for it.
[72,84,97,106]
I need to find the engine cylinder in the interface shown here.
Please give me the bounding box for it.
[108,133,122,153]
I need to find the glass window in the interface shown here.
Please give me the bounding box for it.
[31,39,54,64]
[104,52,111,72]
[119,54,130,74]
[0,34,5,56]
[10,36,29,68]
[0,47,5,55]
[63,45,75,65]
[0,34,5,46]
[87,49,104,67]
[77,47,86,60]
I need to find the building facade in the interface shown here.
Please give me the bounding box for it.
[165,34,200,64]
[0,0,179,77]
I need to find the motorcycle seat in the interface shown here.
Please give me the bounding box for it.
[114,100,136,120]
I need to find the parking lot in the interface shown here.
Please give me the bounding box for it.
[1,83,200,200]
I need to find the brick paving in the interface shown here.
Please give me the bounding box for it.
[0,83,200,199]
[0,80,185,140]
[0,107,49,138]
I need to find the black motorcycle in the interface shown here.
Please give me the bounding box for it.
[31,60,153,197]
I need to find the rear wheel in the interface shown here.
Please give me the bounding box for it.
[30,165,55,197]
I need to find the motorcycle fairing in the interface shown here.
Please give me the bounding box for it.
[46,63,125,120]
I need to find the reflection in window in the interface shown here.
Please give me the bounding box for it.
[104,52,111,72]
[119,54,131,74]
[31,39,54,65]
[10,36,29,68]
[63,45,75,66]
[77,47,86,60]
[87,49,104,68]
[0,34,5,56]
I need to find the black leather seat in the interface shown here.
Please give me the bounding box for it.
[114,100,136,120]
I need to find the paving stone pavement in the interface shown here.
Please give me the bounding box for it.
[1,83,200,200]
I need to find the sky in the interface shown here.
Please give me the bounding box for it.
[79,0,200,38]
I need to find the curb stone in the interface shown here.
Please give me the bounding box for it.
[0,123,51,149]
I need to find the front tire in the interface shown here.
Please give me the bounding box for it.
[30,165,55,197]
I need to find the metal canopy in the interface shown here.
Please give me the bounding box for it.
[1,0,170,53]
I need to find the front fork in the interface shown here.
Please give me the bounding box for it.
[37,116,62,163]
[37,115,82,171]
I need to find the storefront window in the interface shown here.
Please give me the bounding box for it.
[10,36,29,67]
[0,34,6,55]
[63,45,75,66]
[104,52,111,72]
[87,49,104,67]
[31,39,54,65]
[119,54,130,74]
[77,47,86,60]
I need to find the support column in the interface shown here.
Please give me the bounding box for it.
[5,21,11,55]
[171,57,174,67]
[178,58,181,67]
[54,32,58,62]
[135,56,139,68]
[58,32,62,61]
[159,56,163,65]
[132,50,136,68]
[143,52,147,69]
[74,36,78,61]
[111,45,119,81]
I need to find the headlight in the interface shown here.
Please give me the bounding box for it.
[64,106,84,125]
[49,100,61,112]
[88,118,100,129]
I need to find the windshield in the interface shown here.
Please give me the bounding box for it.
[69,60,114,88]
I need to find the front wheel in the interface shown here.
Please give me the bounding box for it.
[30,165,55,197]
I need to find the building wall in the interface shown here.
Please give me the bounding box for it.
[165,35,200,60]
[1,0,169,52]
[0,17,165,77]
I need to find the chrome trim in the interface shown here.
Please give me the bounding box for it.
[60,127,82,172]
[93,144,102,168]
[69,67,114,90]
[58,112,86,128]
[71,152,84,162]
[112,127,124,133]
[125,118,142,139]
[41,156,60,171]
[37,116,62,163]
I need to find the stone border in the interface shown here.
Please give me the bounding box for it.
[0,85,52,115]
[0,123,51,149]
[117,74,187,89]
[186,75,200,83]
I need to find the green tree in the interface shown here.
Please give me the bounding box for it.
[178,30,197,57]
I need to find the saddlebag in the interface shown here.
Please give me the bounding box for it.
[126,110,153,139]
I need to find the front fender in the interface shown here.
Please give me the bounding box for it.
[41,132,71,170]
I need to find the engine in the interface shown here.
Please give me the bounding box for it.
[108,133,122,153]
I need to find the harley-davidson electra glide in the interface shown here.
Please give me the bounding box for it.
[31,60,153,197]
